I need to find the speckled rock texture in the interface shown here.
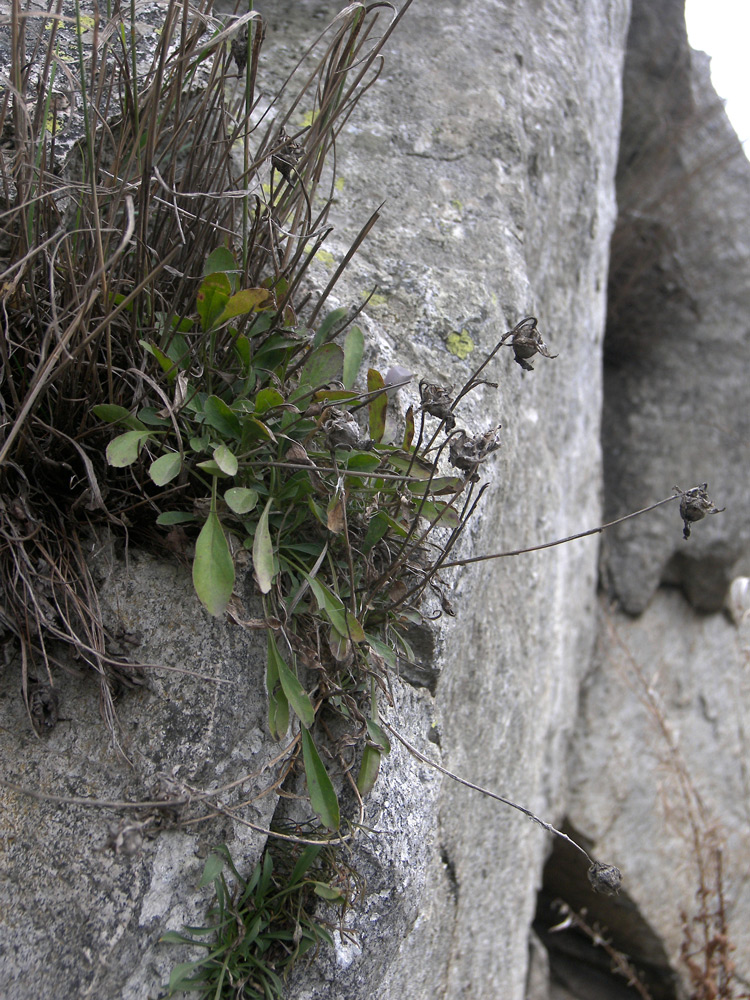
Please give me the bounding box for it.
[2,1,750,999]
[601,0,750,616]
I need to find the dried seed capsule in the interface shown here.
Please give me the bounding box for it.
[419,381,456,430]
[506,316,558,371]
[588,861,622,896]
[673,483,725,539]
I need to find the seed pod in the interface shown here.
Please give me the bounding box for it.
[448,426,501,472]
[323,408,363,451]
[506,316,557,371]
[271,128,303,182]
[673,483,725,539]
[419,381,456,430]
[588,861,622,896]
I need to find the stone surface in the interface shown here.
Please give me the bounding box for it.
[254,0,628,997]
[601,0,750,615]
[564,591,750,997]
[3,1,750,999]
[0,545,280,1000]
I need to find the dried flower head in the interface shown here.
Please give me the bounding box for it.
[231,27,249,73]
[419,381,456,430]
[271,128,303,182]
[673,483,725,539]
[506,316,557,371]
[448,426,502,472]
[26,680,59,734]
[588,861,622,896]
[323,408,365,451]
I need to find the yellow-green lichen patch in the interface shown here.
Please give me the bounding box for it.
[446,329,474,359]
[315,250,335,267]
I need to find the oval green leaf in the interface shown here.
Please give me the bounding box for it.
[301,727,340,830]
[196,459,230,478]
[367,369,387,443]
[356,744,381,797]
[213,443,238,476]
[203,395,241,439]
[254,387,285,414]
[216,287,272,325]
[149,452,182,486]
[156,511,196,525]
[196,272,231,331]
[198,851,226,888]
[268,635,314,728]
[313,306,348,348]
[93,403,135,425]
[106,430,151,467]
[224,487,258,515]
[203,246,237,277]
[299,343,344,388]
[366,719,391,753]
[192,510,235,617]
[252,498,275,594]
[342,325,364,390]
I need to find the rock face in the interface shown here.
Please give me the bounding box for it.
[601,0,750,615]
[2,2,750,1000]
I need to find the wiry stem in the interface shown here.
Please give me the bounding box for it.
[383,722,592,862]
[438,492,682,569]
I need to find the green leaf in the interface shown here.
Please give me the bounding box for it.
[388,451,437,479]
[313,883,345,901]
[407,475,464,496]
[254,387,285,414]
[305,575,366,642]
[216,287,272,325]
[266,633,290,740]
[198,851,226,888]
[213,444,238,476]
[347,452,381,473]
[196,272,231,332]
[156,511,196,525]
[356,744,381,797]
[203,395,241,439]
[164,332,191,367]
[312,389,359,405]
[299,343,344,388]
[287,844,323,886]
[366,718,391,753]
[342,325,364,390]
[139,339,178,381]
[365,634,398,670]
[300,727,340,830]
[362,510,390,553]
[195,460,230,478]
[149,452,182,486]
[203,246,237,277]
[414,498,461,529]
[367,369,387,443]
[159,931,199,946]
[224,487,258,514]
[93,403,145,430]
[252,499,275,594]
[313,306,348,349]
[267,634,314,728]
[105,430,151,467]
[234,334,251,373]
[403,405,415,450]
[193,510,235,617]
[136,407,171,427]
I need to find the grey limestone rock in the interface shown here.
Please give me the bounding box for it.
[3,1,750,998]
[601,0,750,615]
